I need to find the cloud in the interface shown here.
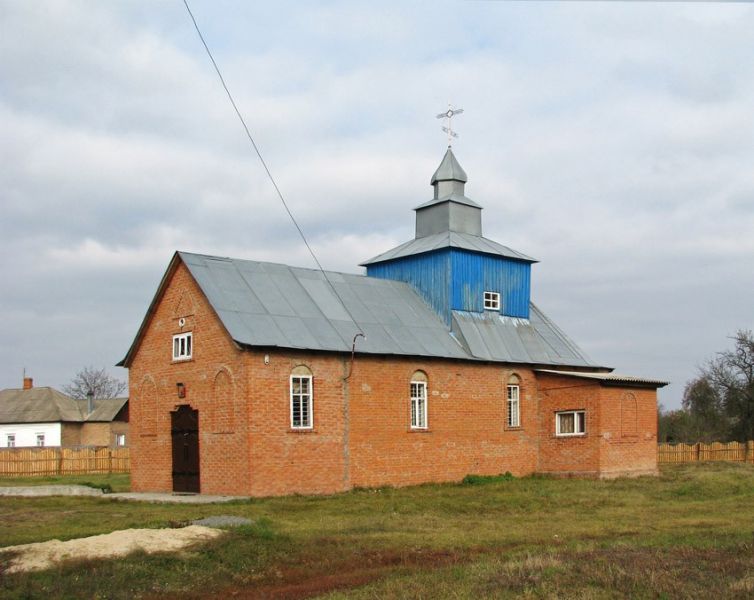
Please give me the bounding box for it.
[1,0,753,409]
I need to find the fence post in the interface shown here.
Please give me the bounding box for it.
[695,442,701,462]
[57,447,63,475]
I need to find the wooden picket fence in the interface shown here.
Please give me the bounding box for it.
[658,441,754,464]
[0,446,130,477]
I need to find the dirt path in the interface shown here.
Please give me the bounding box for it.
[1,525,223,574]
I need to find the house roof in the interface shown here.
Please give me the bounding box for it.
[0,387,128,424]
[535,369,668,388]
[120,251,603,370]
[75,397,129,422]
[359,231,537,266]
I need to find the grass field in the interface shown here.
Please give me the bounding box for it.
[1,463,753,598]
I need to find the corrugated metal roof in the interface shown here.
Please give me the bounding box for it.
[180,252,470,360]
[177,252,599,369]
[451,304,600,367]
[431,147,467,184]
[359,231,537,266]
[0,389,128,424]
[535,370,668,387]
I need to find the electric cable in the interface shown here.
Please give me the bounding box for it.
[181,0,365,340]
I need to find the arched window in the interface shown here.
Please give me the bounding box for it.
[506,374,521,428]
[410,371,428,429]
[290,365,313,429]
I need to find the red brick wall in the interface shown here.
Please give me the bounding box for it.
[537,373,602,476]
[536,373,658,478]
[245,350,349,496]
[348,357,539,488]
[598,387,658,477]
[128,261,250,495]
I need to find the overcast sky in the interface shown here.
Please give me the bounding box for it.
[2,1,753,409]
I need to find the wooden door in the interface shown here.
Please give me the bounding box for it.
[171,405,200,493]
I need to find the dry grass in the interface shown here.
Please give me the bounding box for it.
[1,463,754,599]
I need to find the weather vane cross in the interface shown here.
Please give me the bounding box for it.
[436,103,464,146]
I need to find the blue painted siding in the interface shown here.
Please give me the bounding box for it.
[366,247,531,323]
[366,250,452,324]
[450,249,530,319]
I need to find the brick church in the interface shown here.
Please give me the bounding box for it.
[119,147,666,496]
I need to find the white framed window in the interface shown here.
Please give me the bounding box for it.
[507,384,520,428]
[6,434,15,448]
[36,434,45,447]
[290,375,313,429]
[556,411,586,436]
[410,381,428,429]
[172,332,193,361]
[484,291,501,311]
[115,434,126,447]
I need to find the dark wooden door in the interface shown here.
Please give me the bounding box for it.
[171,405,200,493]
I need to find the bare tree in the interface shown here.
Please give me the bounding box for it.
[63,366,127,400]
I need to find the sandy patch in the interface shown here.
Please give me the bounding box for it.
[1,525,223,574]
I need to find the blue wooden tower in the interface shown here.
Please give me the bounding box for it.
[361,147,537,326]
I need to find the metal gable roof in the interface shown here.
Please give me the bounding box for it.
[173,252,602,369]
[359,231,537,266]
[179,252,470,360]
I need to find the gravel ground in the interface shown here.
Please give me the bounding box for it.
[192,515,253,528]
[0,525,223,574]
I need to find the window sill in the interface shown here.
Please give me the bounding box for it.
[505,426,523,431]
[288,428,316,434]
[408,428,431,433]
[554,433,586,438]
[172,358,193,364]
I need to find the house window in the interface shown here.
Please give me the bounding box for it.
[484,291,500,311]
[172,332,193,361]
[115,434,126,447]
[290,373,313,429]
[410,376,428,429]
[507,384,520,428]
[556,411,586,436]
[36,434,45,447]
[6,434,15,448]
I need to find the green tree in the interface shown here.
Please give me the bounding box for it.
[680,377,729,442]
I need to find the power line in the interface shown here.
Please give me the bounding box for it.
[181,0,365,340]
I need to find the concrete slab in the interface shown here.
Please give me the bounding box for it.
[0,485,103,497]
[0,485,247,503]
[107,492,248,504]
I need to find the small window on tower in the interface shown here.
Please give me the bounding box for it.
[484,291,500,311]
[172,332,193,361]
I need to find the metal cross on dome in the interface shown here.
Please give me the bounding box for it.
[436,104,464,146]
